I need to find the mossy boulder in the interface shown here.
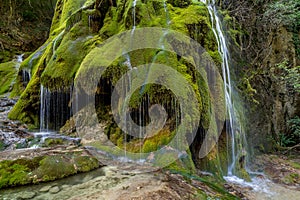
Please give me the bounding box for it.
[0,146,101,189]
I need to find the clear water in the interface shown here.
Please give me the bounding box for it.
[224,175,300,200]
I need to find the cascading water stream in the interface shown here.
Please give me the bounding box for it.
[132,0,138,34]
[52,30,65,58]
[120,0,138,157]
[40,85,50,132]
[14,54,24,74]
[200,0,247,176]
[139,0,170,94]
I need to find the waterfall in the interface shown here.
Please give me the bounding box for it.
[52,30,65,58]
[201,0,248,176]
[14,54,23,69]
[88,15,92,32]
[22,69,31,86]
[119,0,139,156]
[40,85,72,132]
[132,0,138,34]
[40,85,50,132]
[140,0,170,94]
[10,54,24,88]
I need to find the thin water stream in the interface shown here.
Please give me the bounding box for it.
[201,0,247,176]
[200,0,300,199]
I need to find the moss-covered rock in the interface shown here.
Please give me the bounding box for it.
[8,0,230,180]
[0,147,101,189]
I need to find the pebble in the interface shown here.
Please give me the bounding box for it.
[49,186,60,194]
[17,191,36,199]
[39,185,52,192]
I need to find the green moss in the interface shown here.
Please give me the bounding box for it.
[74,156,99,172]
[0,61,18,95]
[8,71,41,127]
[141,129,173,153]
[9,0,230,181]
[0,141,6,151]
[169,170,239,200]
[169,4,210,36]
[43,138,64,147]
[290,161,300,169]
[0,152,100,189]
[41,32,93,89]
[167,0,191,8]
[0,162,30,188]
[51,0,87,32]
[36,155,77,181]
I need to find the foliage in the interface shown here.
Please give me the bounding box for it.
[276,60,300,93]
[263,0,300,58]
[293,33,300,59]
[277,133,296,147]
[263,0,300,31]
[0,161,31,188]
[276,116,300,147]
[288,116,300,142]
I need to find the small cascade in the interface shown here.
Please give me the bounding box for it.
[13,54,23,70]
[16,54,23,63]
[28,43,48,68]
[16,54,31,87]
[131,0,138,34]
[22,68,31,87]
[140,0,170,94]
[39,85,72,132]
[52,30,65,59]
[163,0,171,26]
[88,15,92,32]
[11,54,24,88]
[119,0,139,156]
[201,0,248,176]
[40,85,50,132]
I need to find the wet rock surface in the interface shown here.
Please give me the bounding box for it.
[0,160,232,200]
[0,97,32,150]
[225,153,300,200]
[0,146,102,189]
[251,154,300,187]
[0,97,81,150]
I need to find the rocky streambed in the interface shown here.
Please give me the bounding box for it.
[1,96,300,200]
[0,96,239,199]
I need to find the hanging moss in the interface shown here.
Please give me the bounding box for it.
[8,0,230,179]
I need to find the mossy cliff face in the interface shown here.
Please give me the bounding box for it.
[9,0,228,176]
[218,1,300,153]
[0,0,57,63]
